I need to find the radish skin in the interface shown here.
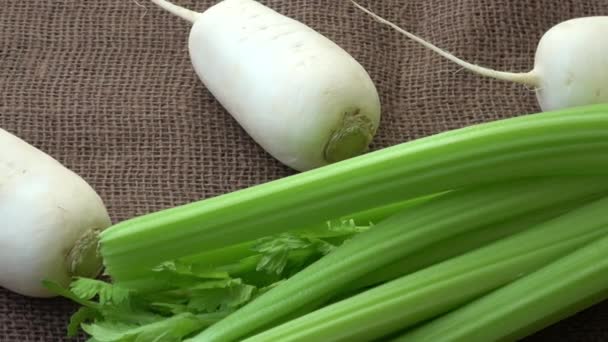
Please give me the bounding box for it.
[0,129,111,298]
[150,0,381,171]
[352,1,608,112]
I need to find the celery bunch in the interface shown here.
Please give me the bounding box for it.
[49,104,608,341]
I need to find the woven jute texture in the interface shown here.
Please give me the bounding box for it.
[1,0,607,340]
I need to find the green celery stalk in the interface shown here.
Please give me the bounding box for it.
[108,194,438,286]
[189,177,608,342]
[399,228,608,342]
[242,195,608,342]
[497,291,608,342]
[100,105,608,282]
[243,198,594,334]
[338,198,588,297]
[110,196,433,291]
[182,193,435,269]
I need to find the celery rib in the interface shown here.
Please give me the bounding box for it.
[189,177,608,341]
[242,195,608,342]
[339,198,589,297]
[399,227,608,342]
[101,106,608,282]
[108,195,433,291]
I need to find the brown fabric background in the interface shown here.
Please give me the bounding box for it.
[1,0,607,340]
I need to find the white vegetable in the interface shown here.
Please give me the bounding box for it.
[0,129,111,298]
[150,0,381,171]
[352,1,608,112]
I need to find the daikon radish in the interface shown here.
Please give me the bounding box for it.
[352,1,608,112]
[150,0,382,171]
[0,129,111,297]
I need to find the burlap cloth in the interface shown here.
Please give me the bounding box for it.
[1,0,607,340]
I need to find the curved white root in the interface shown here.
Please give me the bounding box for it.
[350,0,540,88]
[150,0,201,23]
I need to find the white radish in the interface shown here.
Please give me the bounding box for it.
[0,129,111,298]
[352,1,608,112]
[149,0,381,171]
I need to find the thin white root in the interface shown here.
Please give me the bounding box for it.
[132,0,149,19]
[132,0,145,8]
[149,0,201,23]
[350,0,539,88]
